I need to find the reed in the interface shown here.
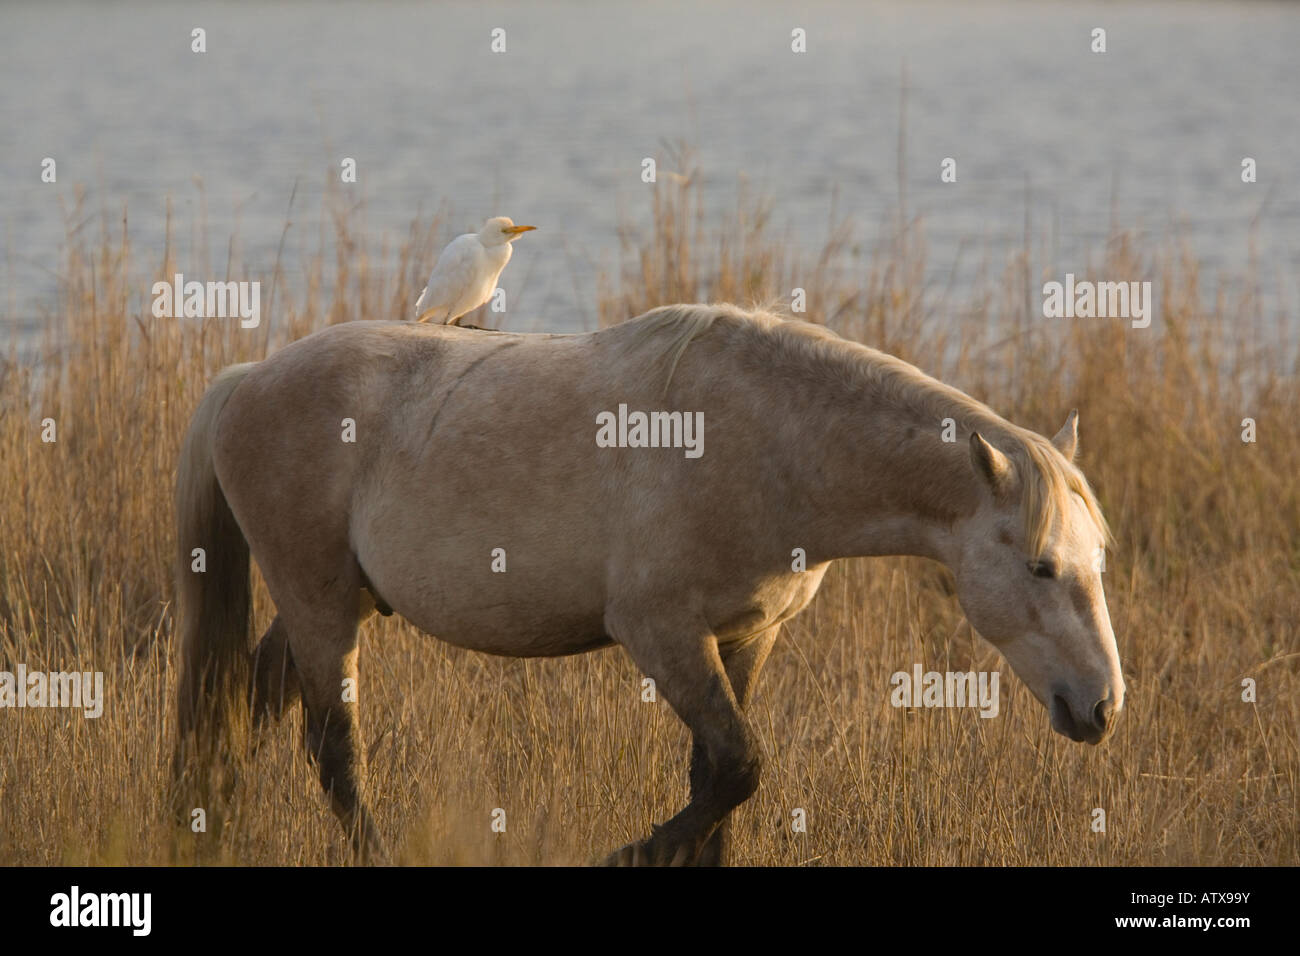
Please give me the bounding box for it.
[1,164,1295,865]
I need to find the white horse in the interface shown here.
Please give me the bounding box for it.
[172,303,1124,865]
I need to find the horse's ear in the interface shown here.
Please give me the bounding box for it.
[1051,409,1079,461]
[970,432,1013,493]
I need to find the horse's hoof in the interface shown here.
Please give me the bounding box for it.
[352,827,388,865]
[357,845,388,866]
[600,841,647,866]
[600,839,697,867]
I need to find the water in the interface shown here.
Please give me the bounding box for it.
[3,0,1298,342]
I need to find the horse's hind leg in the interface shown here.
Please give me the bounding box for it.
[250,594,379,731]
[604,614,763,867]
[250,616,300,732]
[276,583,385,862]
[692,625,779,866]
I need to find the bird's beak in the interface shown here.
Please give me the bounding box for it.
[503,225,536,236]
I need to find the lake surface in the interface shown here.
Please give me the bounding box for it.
[3,0,1298,341]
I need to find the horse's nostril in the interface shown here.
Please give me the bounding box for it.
[1052,694,1074,731]
[1093,698,1114,731]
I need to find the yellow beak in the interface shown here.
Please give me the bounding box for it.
[503,225,536,236]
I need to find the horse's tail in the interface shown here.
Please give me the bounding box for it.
[171,362,257,799]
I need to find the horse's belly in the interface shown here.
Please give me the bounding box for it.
[363,553,604,658]
[402,603,613,658]
[355,489,612,656]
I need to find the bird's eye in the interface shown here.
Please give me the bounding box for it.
[1027,560,1056,579]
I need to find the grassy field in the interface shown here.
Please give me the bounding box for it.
[1,168,1297,866]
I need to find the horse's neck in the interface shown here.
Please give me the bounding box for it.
[781,346,994,566]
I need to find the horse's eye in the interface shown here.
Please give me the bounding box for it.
[1028,560,1056,579]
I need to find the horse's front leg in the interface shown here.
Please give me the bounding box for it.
[692,625,779,865]
[602,613,764,867]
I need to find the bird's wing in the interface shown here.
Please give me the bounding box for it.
[440,242,499,322]
[415,233,480,321]
[451,243,510,322]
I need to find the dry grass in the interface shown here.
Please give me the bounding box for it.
[1,162,1296,866]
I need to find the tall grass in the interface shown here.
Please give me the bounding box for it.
[1,161,1296,865]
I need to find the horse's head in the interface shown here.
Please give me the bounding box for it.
[949,411,1123,744]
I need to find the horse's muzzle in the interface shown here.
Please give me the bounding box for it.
[1051,692,1115,745]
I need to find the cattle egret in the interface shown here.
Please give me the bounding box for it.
[414,217,536,325]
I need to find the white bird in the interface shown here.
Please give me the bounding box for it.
[414,217,536,325]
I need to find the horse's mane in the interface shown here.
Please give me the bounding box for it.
[618,303,1112,556]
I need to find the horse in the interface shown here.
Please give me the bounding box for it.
[172,303,1124,865]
